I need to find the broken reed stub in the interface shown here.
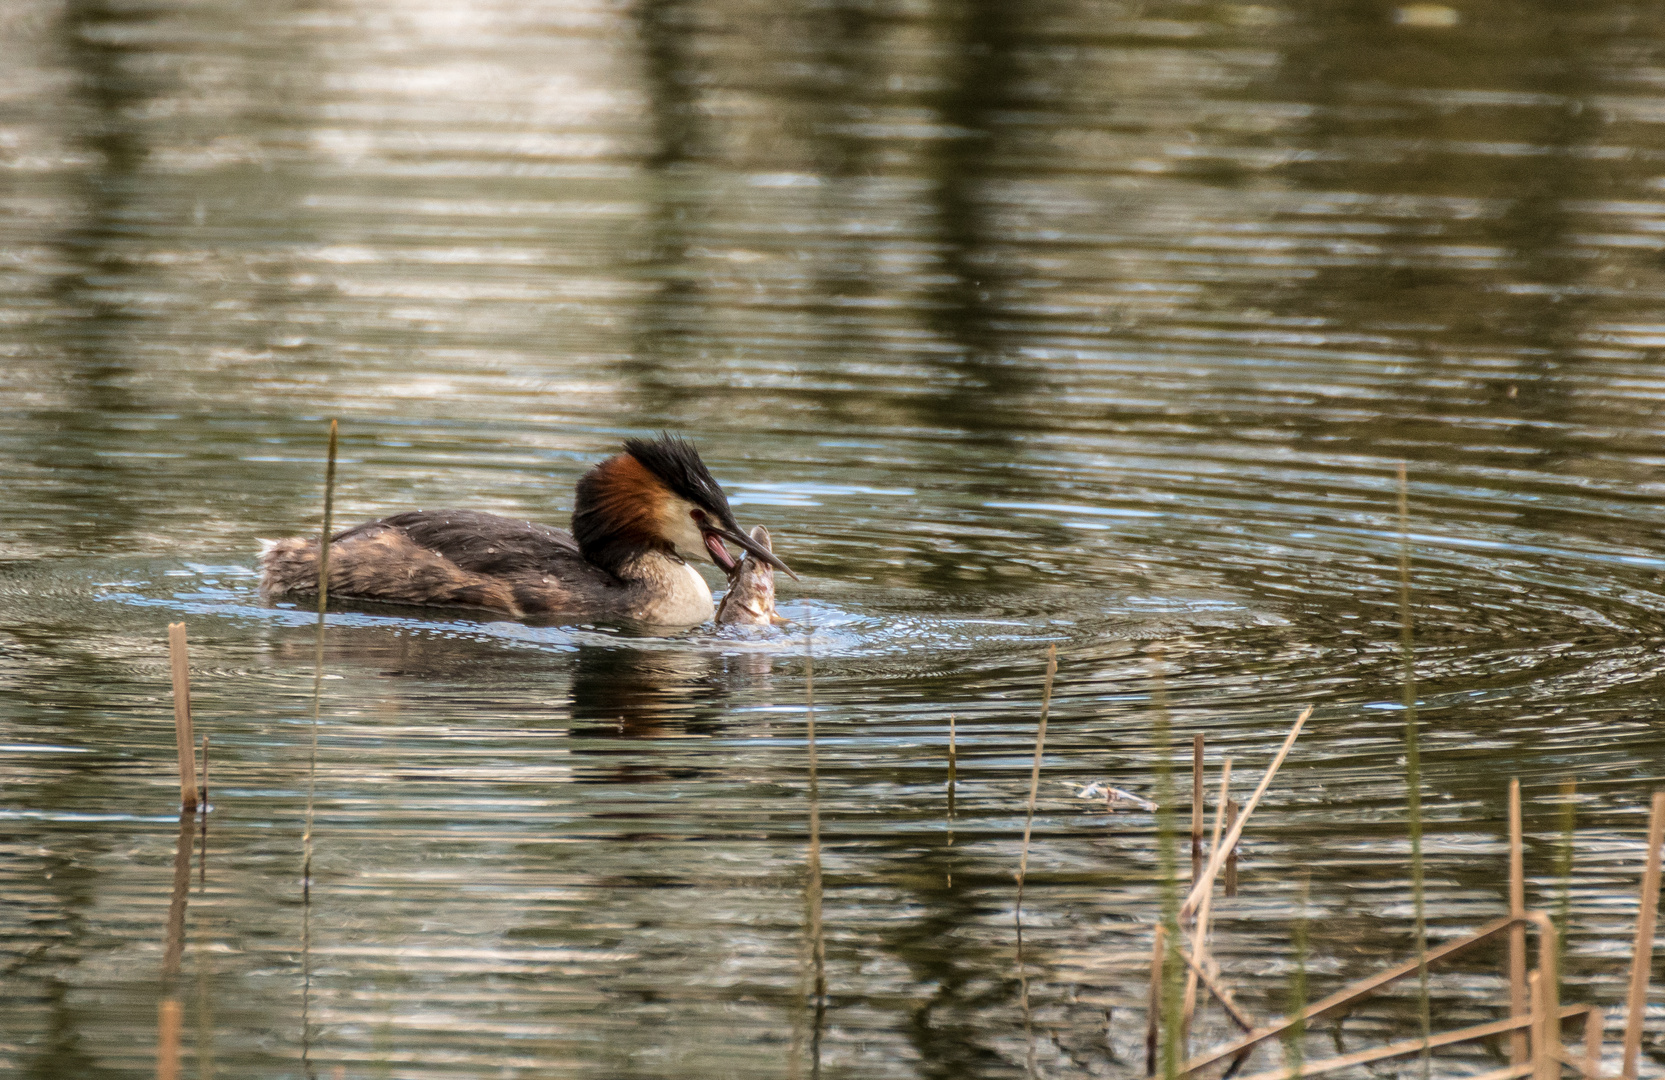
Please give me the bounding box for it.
[1621,788,1664,1080]
[167,623,198,812]
[156,998,182,1080]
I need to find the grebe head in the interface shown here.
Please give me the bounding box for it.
[572,434,796,581]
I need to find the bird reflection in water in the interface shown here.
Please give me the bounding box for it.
[258,615,788,786]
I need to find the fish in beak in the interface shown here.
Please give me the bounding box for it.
[717,525,785,626]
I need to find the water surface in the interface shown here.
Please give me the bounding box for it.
[4,0,1665,1076]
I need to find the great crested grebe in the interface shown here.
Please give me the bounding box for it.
[258,434,793,626]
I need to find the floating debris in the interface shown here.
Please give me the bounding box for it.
[1071,781,1157,813]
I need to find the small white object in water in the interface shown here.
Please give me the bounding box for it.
[1394,3,1460,27]
[1073,781,1157,813]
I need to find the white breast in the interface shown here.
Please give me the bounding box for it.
[684,561,713,603]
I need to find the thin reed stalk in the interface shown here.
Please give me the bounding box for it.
[1015,643,1058,910]
[1529,971,1546,1080]
[1531,910,1561,1080]
[1397,461,1431,1077]
[1225,800,1240,898]
[157,998,182,1080]
[303,419,338,861]
[192,785,212,1080]
[1620,790,1664,1080]
[197,801,208,892]
[1148,649,1185,1079]
[1146,924,1166,1077]
[1582,1008,1604,1080]
[804,632,826,1080]
[1015,645,1054,1080]
[1183,759,1232,1045]
[168,623,198,812]
[315,418,338,613]
[1175,941,1255,1032]
[159,807,194,1080]
[1509,778,1528,1066]
[301,418,337,1071]
[162,809,193,985]
[1192,734,1205,883]
[197,734,210,891]
[1555,778,1577,984]
[947,714,957,789]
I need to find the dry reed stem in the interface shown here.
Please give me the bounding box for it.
[1556,1013,1606,1079]
[1192,734,1204,883]
[198,735,208,809]
[1146,923,1165,1076]
[1015,643,1058,904]
[1441,1065,1532,1080]
[1509,777,1528,1066]
[1227,1006,1586,1080]
[167,623,198,812]
[304,419,338,854]
[1530,909,1561,1080]
[1174,940,1254,1031]
[1224,800,1240,897]
[947,714,957,788]
[161,808,193,987]
[1529,971,1544,1078]
[157,998,182,1080]
[1620,789,1664,1080]
[1181,913,1524,1074]
[1183,759,1232,1042]
[1582,1007,1605,1080]
[1180,706,1311,922]
[316,419,337,611]
[197,790,208,891]
[303,418,338,828]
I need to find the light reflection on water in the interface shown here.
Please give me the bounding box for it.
[4,0,1665,1075]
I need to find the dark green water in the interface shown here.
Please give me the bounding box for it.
[3,0,1664,1076]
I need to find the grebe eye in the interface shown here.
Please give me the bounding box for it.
[690,508,707,523]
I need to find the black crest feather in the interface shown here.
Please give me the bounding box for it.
[623,433,733,515]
